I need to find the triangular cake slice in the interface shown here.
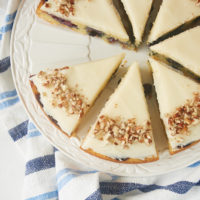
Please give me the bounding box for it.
[148,0,200,45]
[81,63,158,163]
[121,0,153,47]
[30,54,124,137]
[150,26,200,78]
[149,58,200,154]
[36,0,134,49]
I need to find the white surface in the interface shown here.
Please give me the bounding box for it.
[0,128,24,200]
[10,0,200,177]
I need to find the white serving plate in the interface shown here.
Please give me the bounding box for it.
[10,0,200,176]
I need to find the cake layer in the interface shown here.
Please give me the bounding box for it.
[150,58,200,154]
[82,63,158,163]
[148,0,200,44]
[30,54,124,137]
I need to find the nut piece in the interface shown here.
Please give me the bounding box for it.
[37,69,89,117]
[166,93,200,137]
[44,0,94,16]
[93,115,153,148]
[192,0,200,5]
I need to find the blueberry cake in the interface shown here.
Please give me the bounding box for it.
[81,63,158,163]
[30,54,124,137]
[120,0,153,47]
[36,0,135,49]
[150,26,200,80]
[148,0,200,45]
[150,58,200,154]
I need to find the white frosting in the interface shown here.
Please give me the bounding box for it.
[41,0,129,42]
[121,0,153,46]
[148,0,200,43]
[82,63,157,159]
[31,54,124,136]
[150,26,200,76]
[150,58,200,150]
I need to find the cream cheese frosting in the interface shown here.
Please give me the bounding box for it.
[150,58,200,151]
[41,0,129,42]
[150,26,200,77]
[31,54,124,136]
[82,63,157,160]
[121,0,153,46]
[148,0,200,44]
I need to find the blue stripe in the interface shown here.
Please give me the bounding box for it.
[28,122,36,130]
[57,174,77,191]
[85,189,102,200]
[189,161,200,168]
[25,154,55,175]
[57,169,97,191]
[9,120,29,141]
[110,175,118,181]
[0,89,17,100]
[25,190,58,200]
[56,168,97,181]
[0,22,13,33]
[100,180,200,195]
[0,56,10,73]
[0,97,19,110]
[5,11,17,22]
[0,34,2,40]
[27,130,41,138]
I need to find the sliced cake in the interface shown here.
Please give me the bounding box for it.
[150,26,200,78]
[148,0,200,45]
[149,58,200,154]
[30,54,124,137]
[36,0,134,49]
[121,0,153,47]
[81,63,158,163]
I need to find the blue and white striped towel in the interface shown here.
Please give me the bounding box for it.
[1,0,200,199]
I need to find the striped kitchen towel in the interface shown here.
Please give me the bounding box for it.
[1,0,200,200]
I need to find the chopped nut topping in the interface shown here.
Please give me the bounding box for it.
[38,69,89,117]
[166,93,200,137]
[59,0,75,16]
[93,115,152,148]
[44,0,75,16]
[44,0,93,16]
[45,3,51,8]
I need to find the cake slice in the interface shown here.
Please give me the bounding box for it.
[36,0,134,49]
[30,54,124,137]
[148,0,200,45]
[150,26,200,78]
[149,58,200,154]
[120,0,153,47]
[81,63,158,163]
